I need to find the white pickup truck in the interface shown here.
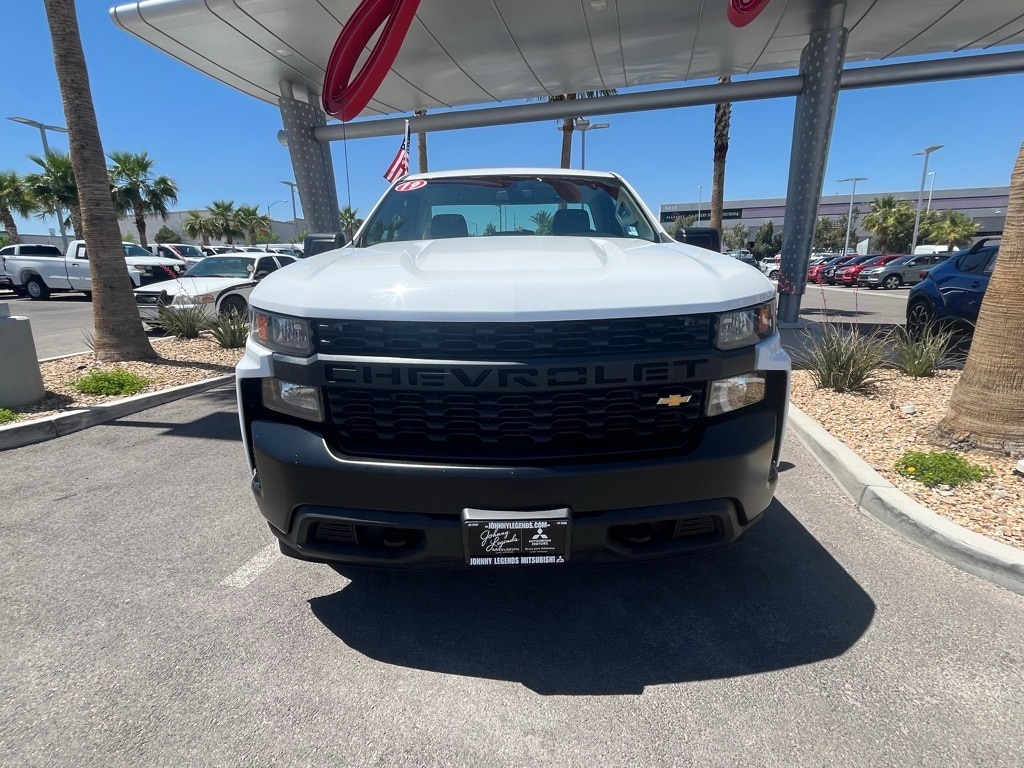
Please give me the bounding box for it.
[6,240,185,300]
[237,168,790,568]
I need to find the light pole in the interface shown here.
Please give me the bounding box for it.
[911,145,943,256]
[697,185,703,222]
[280,180,299,235]
[574,118,609,170]
[8,116,70,249]
[837,176,866,254]
[926,171,936,213]
[267,199,288,218]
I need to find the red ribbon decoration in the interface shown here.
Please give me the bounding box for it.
[322,0,421,121]
[727,0,772,28]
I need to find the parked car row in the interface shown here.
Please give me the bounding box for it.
[806,251,952,288]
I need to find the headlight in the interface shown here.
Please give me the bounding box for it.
[251,308,314,356]
[714,301,775,350]
[707,371,766,417]
[262,378,323,422]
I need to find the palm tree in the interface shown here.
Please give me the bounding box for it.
[414,110,428,173]
[927,210,979,252]
[529,211,553,236]
[206,200,242,244]
[862,196,912,253]
[710,76,732,234]
[235,204,271,245]
[550,91,617,168]
[108,150,179,249]
[42,0,156,361]
[182,210,213,245]
[25,150,82,238]
[0,171,37,244]
[339,206,363,242]
[936,140,1024,453]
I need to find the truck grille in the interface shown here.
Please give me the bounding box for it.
[324,382,704,462]
[316,315,713,360]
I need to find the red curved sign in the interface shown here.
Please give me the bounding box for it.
[727,0,773,28]
[322,0,421,121]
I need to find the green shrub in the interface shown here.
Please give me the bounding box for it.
[0,408,19,424]
[157,303,208,339]
[209,310,249,349]
[74,369,151,396]
[895,451,993,488]
[795,323,888,393]
[889,325,955,378]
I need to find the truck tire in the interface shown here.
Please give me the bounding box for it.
[25,276,50,301]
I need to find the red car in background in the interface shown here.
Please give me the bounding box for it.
[830,254,879,285]
[808,255,849,284]
[834,254,905,286]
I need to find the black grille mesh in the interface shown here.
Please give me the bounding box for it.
[325,382,704,461]
[316,315,713,360]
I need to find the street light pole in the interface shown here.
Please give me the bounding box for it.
[573,118,609,169]
[8,116,70,249]
[267,199,288,218]
[697,185,703,222]
[911,145,943,256]
[837,176,867,253]
[280,180,299,236]
[926,171,936,213]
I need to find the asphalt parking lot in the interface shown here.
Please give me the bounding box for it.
[2,386,1022,766]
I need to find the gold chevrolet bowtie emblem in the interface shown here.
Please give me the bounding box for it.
[657,394,692,407]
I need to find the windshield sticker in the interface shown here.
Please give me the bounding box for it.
[395,179,427,192]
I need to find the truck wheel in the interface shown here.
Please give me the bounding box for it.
[883,275,902,290]
[220,295,247,317]
[25,276,50,300]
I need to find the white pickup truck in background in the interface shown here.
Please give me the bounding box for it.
[4,240,185,300]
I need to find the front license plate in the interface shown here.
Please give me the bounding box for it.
[462,508,571,566]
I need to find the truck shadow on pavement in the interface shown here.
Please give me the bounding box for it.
[309,500,875,695]
[111,387,241,441]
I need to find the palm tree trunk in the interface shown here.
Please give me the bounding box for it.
[414,110,428,173]
[67,203,84,239]
[134,201,148,248]
[935,138,1024,453]
[559,94,577,169]
[42,0,155,361]
[710,77,732,234]
[0,208,20,244]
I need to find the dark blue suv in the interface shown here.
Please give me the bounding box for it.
[906,238,999,335]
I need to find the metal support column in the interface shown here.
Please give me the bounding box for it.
[278,81,341,234]
[777,2,849,324]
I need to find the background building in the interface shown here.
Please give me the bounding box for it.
[660,186,1008,248]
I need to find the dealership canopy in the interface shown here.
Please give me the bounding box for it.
[110,0,1024,320]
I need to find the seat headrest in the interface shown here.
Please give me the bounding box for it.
[551,208,592,235]
[427,213,469,239]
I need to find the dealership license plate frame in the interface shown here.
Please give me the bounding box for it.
[462,508,571,566]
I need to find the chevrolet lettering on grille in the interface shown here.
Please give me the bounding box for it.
[326,359,710,391]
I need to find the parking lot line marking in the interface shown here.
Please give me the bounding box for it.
[221,544,282,588]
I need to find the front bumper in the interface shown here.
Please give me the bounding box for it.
[247,404,781,567]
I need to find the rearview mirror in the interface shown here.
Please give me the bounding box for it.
[675,226,722,253]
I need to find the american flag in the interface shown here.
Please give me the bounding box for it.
[384,119,411,183]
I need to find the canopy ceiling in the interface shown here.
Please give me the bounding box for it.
[111,0,1024,118]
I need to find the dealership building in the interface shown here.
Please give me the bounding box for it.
[660,186,1009,247]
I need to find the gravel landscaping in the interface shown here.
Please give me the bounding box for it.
[6,333,1021,551]
[790,369,1024,551]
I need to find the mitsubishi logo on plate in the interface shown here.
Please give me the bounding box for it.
[657,394,692,407]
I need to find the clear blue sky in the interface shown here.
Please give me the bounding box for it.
[4,3,1023,237]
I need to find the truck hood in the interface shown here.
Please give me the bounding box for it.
[250,237,777,321]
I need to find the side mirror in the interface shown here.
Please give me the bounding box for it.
[254,268,273,280]
[675,226,722,253]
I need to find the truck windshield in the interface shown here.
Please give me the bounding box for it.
[357,174,659,247]
[183,257,254,278]
[124,244,155,257]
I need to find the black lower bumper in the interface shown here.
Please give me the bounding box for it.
[248,406,780,567]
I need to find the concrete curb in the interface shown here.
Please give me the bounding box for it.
[0,374,234,452]
[788,403,1024,597]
